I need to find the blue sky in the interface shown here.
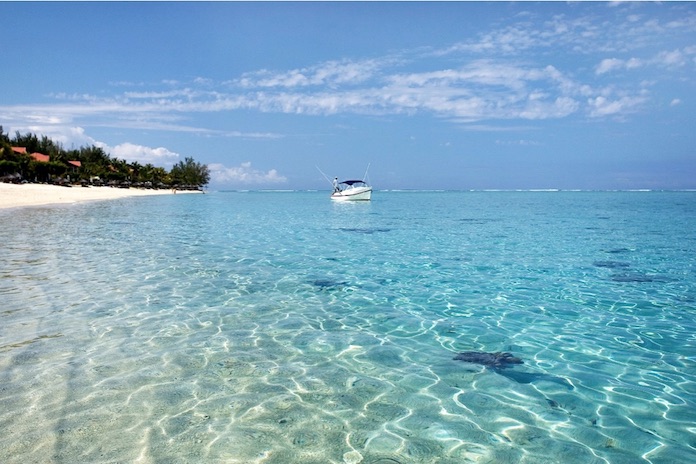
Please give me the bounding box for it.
[1,2,695,190]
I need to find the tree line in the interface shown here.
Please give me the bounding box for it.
[0,127,210,189]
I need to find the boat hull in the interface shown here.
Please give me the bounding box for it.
[330,186,372,201]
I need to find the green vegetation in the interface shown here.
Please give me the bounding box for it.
[0,126,210,189]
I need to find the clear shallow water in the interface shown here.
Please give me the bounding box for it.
[1,191,695,464]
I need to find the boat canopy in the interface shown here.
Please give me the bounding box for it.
[340,180,368,185]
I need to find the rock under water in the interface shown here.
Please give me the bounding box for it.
[453,351,574,389]
[453,351,523,369]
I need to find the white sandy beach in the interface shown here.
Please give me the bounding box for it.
[0,183,201,209]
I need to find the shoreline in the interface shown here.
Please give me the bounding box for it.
[0,183,202,210]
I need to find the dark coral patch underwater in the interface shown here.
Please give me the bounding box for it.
[593,260,631,269]
[453,351,523,369]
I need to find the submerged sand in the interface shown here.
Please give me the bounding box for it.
[0,183,202,210]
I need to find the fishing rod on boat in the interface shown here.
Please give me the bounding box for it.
[318,163,372,185]
[362,163,371,184]
[315,166,334,186]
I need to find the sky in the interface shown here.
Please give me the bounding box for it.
[1,1,695,190]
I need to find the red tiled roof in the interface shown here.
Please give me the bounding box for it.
[67,160,82,168]
[12,147,28,154]
[30,152,50,162]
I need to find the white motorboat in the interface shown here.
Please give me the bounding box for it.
[330,179,372,201]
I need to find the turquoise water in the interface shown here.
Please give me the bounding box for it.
[1,191,695,463]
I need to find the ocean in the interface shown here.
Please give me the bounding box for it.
[1,191,694,464]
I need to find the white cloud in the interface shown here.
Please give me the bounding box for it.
[495,139,542,146]
[208,162,287,186]
[4,124,182,167]
[595,47,696,75]
[375,61,585,121]
[460,124,538,132]
[657,49,686,67]
[111,143,181,165]
[587,95,647,117]
[519,96,580,120]
[596,58,626,75]
[3,6,693,136]
[595,57,645,75]
[236,58,385,89]
[0,56,644,130]
[226,59,638,123]
[5,125,97,148]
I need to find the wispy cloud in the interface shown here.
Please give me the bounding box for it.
[235,58,388,89]
[2,4,693,150]
[587,94,648,118]
[596,47,696,75]
[495,139,543,146]
[208,162,287,186]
